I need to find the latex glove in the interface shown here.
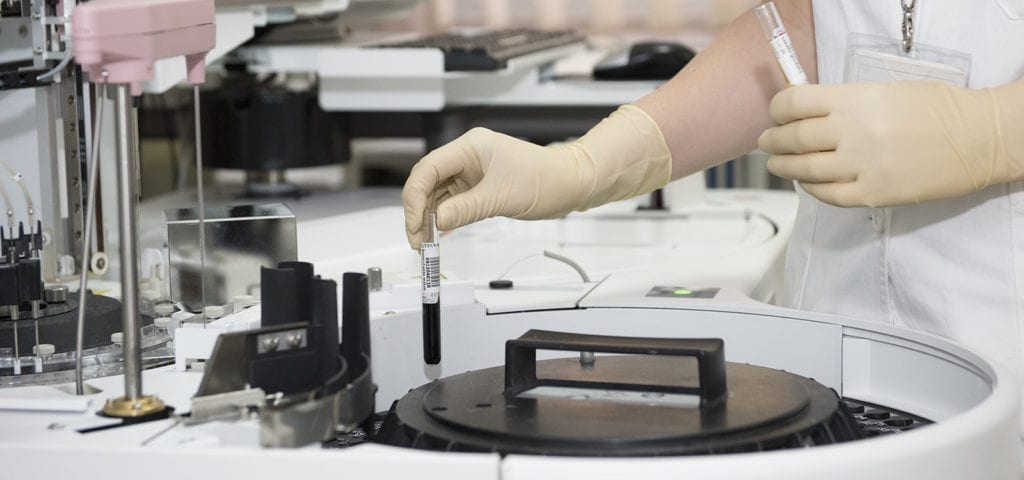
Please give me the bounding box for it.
[402,105,672,248]
[759,81,1024,207]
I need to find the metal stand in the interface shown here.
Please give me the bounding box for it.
[102,84,164,418]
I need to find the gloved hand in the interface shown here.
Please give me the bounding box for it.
[759,81,1024,207]
[402,105,672,248]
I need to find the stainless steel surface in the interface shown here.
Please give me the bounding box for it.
[190,388,266,423]
[75,83,105,396]
[195,321,306,397]
[43,285,68,303]
[31,300,39,356]
[0,17,34,64]
[260,393,338,448]
[11,307,19,375]
[114,84,142,401]
[193,85,208,325]
[58,61,84,270]
[367,267,382,292]
[165,203,297,311]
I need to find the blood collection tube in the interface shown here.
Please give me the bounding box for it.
[421,212,441,365]
[755,1,808,86]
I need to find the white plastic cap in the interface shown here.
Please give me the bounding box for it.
[33,344,55,356]
[204,305,225,318]
[110,332,123,344]
[153,317,171,329]
[154,303,175,316]
[57,255,76,278]
[233,295,256,311]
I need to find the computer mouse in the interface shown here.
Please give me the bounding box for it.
[593,41,696,80]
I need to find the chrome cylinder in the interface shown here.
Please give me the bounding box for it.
[114,84,142,401]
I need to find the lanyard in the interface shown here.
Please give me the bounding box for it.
[902,0,917,53]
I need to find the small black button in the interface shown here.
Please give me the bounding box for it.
[489,279,514,289]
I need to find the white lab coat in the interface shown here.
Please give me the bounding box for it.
[786,1,1024,387]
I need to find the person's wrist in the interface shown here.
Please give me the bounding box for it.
[575,105,673,211]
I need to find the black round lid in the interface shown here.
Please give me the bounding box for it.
[377,330,861,456]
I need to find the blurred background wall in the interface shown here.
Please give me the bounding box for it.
[369,0,761,34]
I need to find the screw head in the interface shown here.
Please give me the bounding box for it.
[287,333,303,348]
[262,336,279,352]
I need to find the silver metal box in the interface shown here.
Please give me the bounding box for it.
[165,203,296,311]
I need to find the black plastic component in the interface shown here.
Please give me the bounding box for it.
[0,263,18,306]
[0,64,53,91]
[504,330,727,406]
[593,41,695,81]
[885,416,914,427]
[199,73,349,173]
[33,220,43,252]
[277,261,315,323]
[247,324,320,396]
[317,277,342,392]
[863,409,890,420]
[18,258,42,302]
[199,262,376,441]
[377,331,863,456]
[249,262,343,395]
[260,266,298,327]
[340,272,371,374]
[488,279,513,289]
[844,399,932,436]
[372,29,585,72]
[0,292,128,375]
[0,221,47,310]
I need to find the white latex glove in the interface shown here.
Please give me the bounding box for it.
[759,81,1024,207]
[402,105,672,248]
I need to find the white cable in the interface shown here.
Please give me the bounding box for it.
[35,42,74,81]
[543,250,591,283]
[36,1,74,81]
[74,84,105,396]
[0,160,36,227]
[496,253,543,280]
[0,177,13,233]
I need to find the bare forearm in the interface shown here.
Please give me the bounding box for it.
[633,0,816,180]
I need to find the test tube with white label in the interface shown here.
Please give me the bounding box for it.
[421,213,441,365]
[755,1,808,86]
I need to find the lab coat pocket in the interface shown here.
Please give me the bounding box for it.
[996,0,1024,19]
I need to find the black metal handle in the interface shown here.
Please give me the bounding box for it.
[503,330,727,406]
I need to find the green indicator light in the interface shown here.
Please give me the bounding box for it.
[674,289,693,295]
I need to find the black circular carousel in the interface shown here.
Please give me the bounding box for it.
[374,330,868,456]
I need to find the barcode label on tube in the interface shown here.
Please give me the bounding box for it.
[769,28,807,85]
[422,243,440,304]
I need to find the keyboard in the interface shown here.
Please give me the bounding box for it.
[371,28,586,72]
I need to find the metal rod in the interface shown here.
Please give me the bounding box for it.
[12,308,20,375]
[114,84,142,401]
[193,85,207,325]
[74,83,104,395]
[32,302,40,355]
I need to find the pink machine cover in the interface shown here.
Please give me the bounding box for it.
[72,0,216,94]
